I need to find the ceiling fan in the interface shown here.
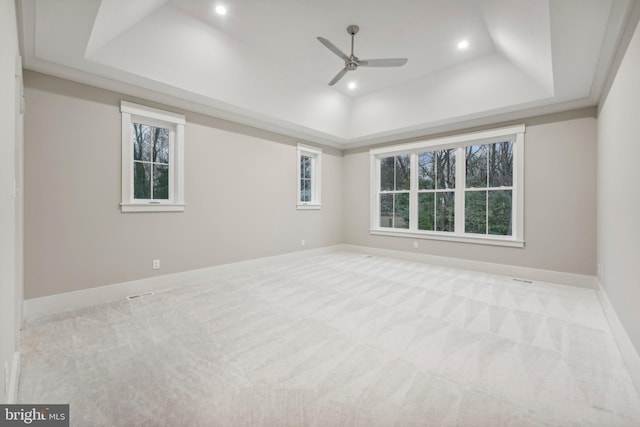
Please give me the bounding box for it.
[317,25,408,86]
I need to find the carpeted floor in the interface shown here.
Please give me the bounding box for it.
[18,252,640,426]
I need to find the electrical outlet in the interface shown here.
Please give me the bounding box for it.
[301,239,306,246]
[152,259,160,270]
[413,241,419,249]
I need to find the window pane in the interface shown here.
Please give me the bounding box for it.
[418,193,435,230]
[306,179,312,202]
[133,124,152,161]
[301,155,312,179]
[133,162,151,199]
[300,179,311,202]
[299,179,303,201]
[380,194,393,228]
[436,191,455,232]
[465,191,487,234]
[466,144,487,188]
[153,164,169,200]
[436,149,456,189]
[394,193,410,229]
[488,190,512,235]
[380,157,394,191]
[395,155,411,191]
[153,127,170,164]
[418,152,435,190]
[489,141,513,187]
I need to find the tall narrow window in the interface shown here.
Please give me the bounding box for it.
[418,149,456,232]
[300,154,313,202]
[464,141,513,236]
[297,144,322,209]
[133,124,170,200]
[121,101,185,212]
[379,154,410,229]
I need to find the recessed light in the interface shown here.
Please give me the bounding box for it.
[215,5,227,15]
[457,40,469,50]
[348,82,357,90]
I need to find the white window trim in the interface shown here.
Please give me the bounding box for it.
[121,101,185,213]
[369,125,525,247]
[297,143,322,210]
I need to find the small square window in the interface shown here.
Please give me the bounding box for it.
[297,144,322,210]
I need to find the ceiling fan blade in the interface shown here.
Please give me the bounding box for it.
[359,58,408,67]
[317,37,349,61]
[328,68,348,86]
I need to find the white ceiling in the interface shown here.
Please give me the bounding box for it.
[17,0,636,148]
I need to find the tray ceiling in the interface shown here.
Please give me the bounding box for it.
[18,0,635,147]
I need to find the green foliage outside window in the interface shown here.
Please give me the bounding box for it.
[465,141,513,235]
[133,123,169,200]
[380,155,410,228]
[377,139,514,236]
[418,149,455,231]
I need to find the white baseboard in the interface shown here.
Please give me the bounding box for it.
[24,244,598,321]
[24,246,342,320]
[7,351,19,404]
[596,280,640,396]
[340,244,598,289]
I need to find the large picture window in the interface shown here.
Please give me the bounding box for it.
[121,101,185,212]
[370,125,525,247]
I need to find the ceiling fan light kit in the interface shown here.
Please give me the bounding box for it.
[317,24,408,86]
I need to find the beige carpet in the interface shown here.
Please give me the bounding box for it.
[18,252,640,426]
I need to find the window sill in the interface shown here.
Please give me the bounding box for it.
[369,229,524,248]
[121,203,185,213]
[297,204,322,210]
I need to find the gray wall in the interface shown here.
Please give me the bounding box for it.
[24,69,601,306]
[598,20,640,357]
[0,0,20,403]
[24,69,600,303]
[24,72,343,299]
[343,114,597,276]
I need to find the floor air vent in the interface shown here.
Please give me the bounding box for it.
[126,292,154,300]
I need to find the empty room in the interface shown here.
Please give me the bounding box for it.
[2,0,640,425]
